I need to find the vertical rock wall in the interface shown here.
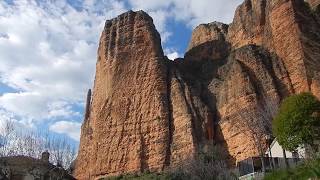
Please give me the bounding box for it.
[227,0,320,96]
[75,0,320,179]
[75,11,172,179]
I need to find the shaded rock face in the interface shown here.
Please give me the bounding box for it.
[75,0,320,179]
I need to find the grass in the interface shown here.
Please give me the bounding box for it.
[264,157,320,180]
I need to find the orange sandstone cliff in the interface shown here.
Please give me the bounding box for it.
[75,0,320,179]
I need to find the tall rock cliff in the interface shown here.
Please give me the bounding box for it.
[75,11,172,179]
[75,0,320,179]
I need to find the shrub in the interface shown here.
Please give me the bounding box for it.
[169,143,237,180]
[104,144,236,180]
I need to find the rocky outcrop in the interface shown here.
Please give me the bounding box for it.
[75,0,320,179]
[187,22,229,51]
[227,0,320,97]
[75,11,172,179]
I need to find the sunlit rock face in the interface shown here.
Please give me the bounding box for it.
[75,0,320,179]
[227,0,320,97]
[74,11,173,179]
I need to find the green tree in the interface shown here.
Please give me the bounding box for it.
[273,92,320,151]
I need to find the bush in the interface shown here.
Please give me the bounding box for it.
[103,144,236,180]
[103,172,171,180]
[169,143,237,180]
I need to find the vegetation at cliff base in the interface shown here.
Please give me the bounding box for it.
[103,172,171,180]
[102,143,237,180]
[264,154,320,180]
[267,92,320,180]
[273,92,320,151]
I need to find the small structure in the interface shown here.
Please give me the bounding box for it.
[265,138,305,159]
[41,151,50,163]
[0,152,75,180]
[238,138,305,180]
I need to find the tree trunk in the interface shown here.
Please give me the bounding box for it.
[268,145,274,170]
[260,153,266,173]
[258,143,266,173]
[282,148,289,169]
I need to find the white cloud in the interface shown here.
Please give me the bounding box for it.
[173,0,243,27]
[165,48,181,60]
[167,52,180,60]
[128,0,242,56]
[0,0,127,127]
[48,101,80,119]
[148,10,172,43]
[128,0,243,27]
[49,121,81,141]
[0,92,48,119]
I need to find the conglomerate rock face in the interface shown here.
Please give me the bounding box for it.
[75,11,171,179]
[187,22,229,51]
[75,0,320,179]
[308,0,320,9]
[227,0,320,97]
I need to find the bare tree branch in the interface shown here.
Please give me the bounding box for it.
[0,120,76,169]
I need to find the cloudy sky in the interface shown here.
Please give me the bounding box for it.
[0,0,242,143]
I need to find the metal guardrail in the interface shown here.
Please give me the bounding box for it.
[238,172,264,180]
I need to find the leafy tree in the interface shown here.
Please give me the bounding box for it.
[273,92,320,151]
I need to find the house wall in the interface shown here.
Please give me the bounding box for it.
[266,140,305,158]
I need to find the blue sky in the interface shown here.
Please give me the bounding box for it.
[0,0,242,144]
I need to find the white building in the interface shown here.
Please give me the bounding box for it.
[238,138,306,179]
[265,138,306,159]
